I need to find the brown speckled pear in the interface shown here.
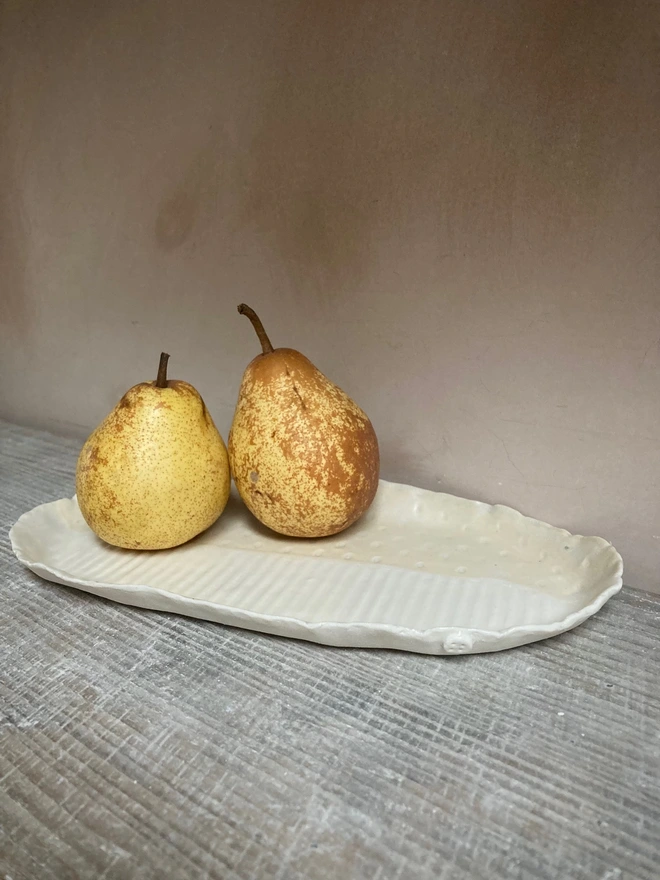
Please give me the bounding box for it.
[228,305,379,538]
[76,353,230,550]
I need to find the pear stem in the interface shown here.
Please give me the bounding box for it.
[238,304,274,355]
[156,352,170,388]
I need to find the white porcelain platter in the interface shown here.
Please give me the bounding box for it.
[9,481,623,655]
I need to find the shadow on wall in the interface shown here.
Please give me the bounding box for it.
[2,0,635,337]
[0,169,30,339]
[234,0,632,309]
[0,58,31,339]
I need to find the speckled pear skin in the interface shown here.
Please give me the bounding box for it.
[76,379,230,550]
[228,348,380,538]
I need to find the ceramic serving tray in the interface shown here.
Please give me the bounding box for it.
[9,481,623,655]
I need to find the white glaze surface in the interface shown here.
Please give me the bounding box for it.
[9,481,623,654]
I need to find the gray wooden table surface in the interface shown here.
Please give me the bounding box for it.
[1,419,658,880]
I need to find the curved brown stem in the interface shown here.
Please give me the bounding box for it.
[238,304,274,355]
[156,352,170,387]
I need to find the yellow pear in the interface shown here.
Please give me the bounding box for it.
[228,304,380,538]
[76,353,230,549]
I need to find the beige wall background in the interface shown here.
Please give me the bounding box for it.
[1,0,659,590]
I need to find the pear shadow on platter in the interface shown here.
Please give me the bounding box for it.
[83,485,373,559]
[191,489,367,550]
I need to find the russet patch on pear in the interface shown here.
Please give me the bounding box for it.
[228,305,379,538]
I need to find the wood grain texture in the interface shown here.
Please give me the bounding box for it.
[1,420,659,880]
